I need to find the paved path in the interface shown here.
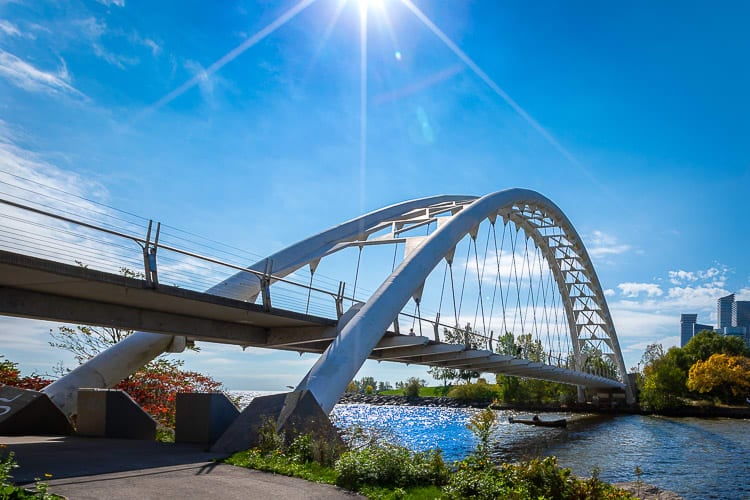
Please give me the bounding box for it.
[2,436,361,499]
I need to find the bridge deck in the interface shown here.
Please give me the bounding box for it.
[0,250,624,390]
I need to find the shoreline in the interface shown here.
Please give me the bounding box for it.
[337,393,750,418]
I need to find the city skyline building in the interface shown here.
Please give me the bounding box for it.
[717,293,735,329]
[681,294,750,348]
[680,313,714,347]
[732,301,750,330]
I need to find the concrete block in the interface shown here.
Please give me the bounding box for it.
[0,386,72,436]
[210,390,341,455]
[175,393,239,446]
[76,389,156,440]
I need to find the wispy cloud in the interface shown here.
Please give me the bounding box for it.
[96,0,125,7]
[0,49,85,98]
[0,20,21,37]
[586,230,632,259]
[72,17,160,69]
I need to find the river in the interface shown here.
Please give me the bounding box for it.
[234,393,750,499]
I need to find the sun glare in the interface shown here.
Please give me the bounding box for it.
[357,0,385,11]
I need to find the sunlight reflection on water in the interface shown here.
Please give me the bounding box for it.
[232,393,750,499]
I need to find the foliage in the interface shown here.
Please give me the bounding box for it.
[347,376,393,394]
[427,366,459,395]
[466,407,497,461]
[335,444,449,490]
[225,448,339,485]
[402,377,424,398]
[447,381,498,402]
[226,421,635,500]
[443,456,635,500]
[443,323,485,350]
[49,325,131,366]
[113,358,224,428]
[686,353,750,402]
[639,333,750,409]
[1,449,59,499]
[683,330,749,365]
[581,346,618,379]
[45,267,225,430]
[495,374,577,405]
[639,347,689,410]
[256,418,285,456]
[514,334,545,362]
[0,357,51,391]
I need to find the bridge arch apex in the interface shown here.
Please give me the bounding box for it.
[295,188,634,412]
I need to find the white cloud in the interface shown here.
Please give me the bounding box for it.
[668,269,696,284]
[617,282,663,298]
[603,288,615,297]
[586,230,632,259]
[0,49,84,98]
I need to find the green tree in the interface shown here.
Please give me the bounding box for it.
[0,355,51,390]
[427,366,459,395]
[403,377,424,397]
[495,331,516,356]
[683,330,749,365]
[443,323,484,350]
[639,347,688,410]
[466,407,498,462]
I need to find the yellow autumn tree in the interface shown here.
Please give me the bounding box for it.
[686,353,750,402]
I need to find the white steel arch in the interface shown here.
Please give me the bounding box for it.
[292,188,634,412]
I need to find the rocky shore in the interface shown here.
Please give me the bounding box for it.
[337,392,492,408]
[615,482,684,500]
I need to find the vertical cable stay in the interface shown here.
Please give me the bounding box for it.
[448,262,459,330]
[351,246,362,307]
[496,221,509,336]
[486,222,501,344]
[305,268,314,315]
[471,230,488,338]
[438,260,448,321]
[456,240,471,321]
[523,237,538,350]
[509,223,520,336]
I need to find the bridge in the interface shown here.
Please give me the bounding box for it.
[0,188,634,422]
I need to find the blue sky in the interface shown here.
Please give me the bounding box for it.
[1,0,748,389]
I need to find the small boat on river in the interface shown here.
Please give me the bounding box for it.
[508,415,567,428]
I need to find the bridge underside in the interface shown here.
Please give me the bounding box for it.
[0,250,623,391]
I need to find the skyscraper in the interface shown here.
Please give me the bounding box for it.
[680,314,713,347]
[717,293,735,329]
[732,301,750,329]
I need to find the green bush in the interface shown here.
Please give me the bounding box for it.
[444,456,636,500]
[335,444,449,490]
[403,377,424,398]
[257,418,284,455]
[447,381,499,401]
[286,432,343,467]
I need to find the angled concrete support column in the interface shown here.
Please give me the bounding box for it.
[42,332,177,417]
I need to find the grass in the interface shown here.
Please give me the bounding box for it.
[225,449,338,485]
[378,386,448,397]
[224,450,444,499]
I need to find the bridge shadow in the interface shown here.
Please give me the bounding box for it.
[1,435,227,485]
